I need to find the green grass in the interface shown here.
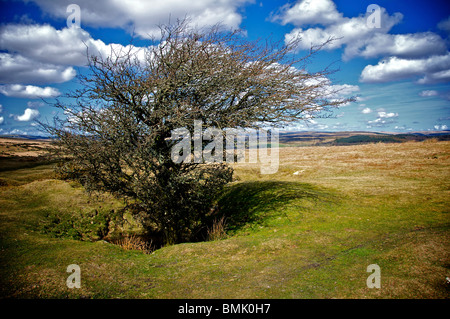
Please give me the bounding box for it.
[0,141,449,298]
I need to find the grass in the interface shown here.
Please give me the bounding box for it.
[206,216,228,241]
[0,139,449,298]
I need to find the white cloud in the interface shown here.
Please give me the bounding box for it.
[276,1,450,85]
[378,111,398,118]
[0,53,76,84]
[355,32,447,60]
[28,0,251,39]
[361,107,372,114]
[282,4,403,59]
[366,110,398,127]
[434,124,448,130]
[419,90,438,97]
[273,0,342,26]
[285,10,446,62]
[417,69,450,84]
[8,128,30,135]
[0,84,60,98]
[15,108,40,122]
[367,118,386,126]
[0,24,149,85]
[360,53,450,84]
[0,24,146,67]
[0,24,89,66]
[0,116,4,125]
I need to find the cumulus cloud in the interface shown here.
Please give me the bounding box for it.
[28,0,251,39]
[0,24,88,66]
[378,111,398,118]
[279,1,403,59]
[283,4,446,61]
[0,24,146,67]
[361,107,372,114]
[15,108,40,122]
[0,24,150,84]
[0,116,4,125]
[0,53,76,84]
[360,53,450,84]
[0,84,60,98]
[366,110,398,127]
[356,29,450,84]
[434,124,448,130]
[273,0,342,26]
[416,69,450,85]
[276,1,450,85]
[354,32,447,60]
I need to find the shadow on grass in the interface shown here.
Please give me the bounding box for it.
[216,180,333,233]
[0,155,57,172]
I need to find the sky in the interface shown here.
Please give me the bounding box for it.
[0,0,449,136]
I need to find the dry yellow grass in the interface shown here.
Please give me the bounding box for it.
[112,235,154,254]
[233,141,450,194]
[0,137,50,157]
[207,216,228,241]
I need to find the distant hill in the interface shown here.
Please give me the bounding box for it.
[332,133,450,145]
[2,131,450,146]
[0,134,52,141]
[278,131,450,146]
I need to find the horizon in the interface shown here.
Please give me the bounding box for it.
[1,130,449,141]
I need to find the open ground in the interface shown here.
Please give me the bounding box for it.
[0,136,448,298]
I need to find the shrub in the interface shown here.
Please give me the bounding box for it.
[42,19,352,246]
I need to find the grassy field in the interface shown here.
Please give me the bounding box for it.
[0,137,449,299]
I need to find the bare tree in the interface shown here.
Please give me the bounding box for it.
[43,19,353,245]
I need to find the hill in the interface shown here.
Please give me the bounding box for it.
[278,131,450,146]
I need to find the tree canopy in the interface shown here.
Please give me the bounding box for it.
[43,20,353,245]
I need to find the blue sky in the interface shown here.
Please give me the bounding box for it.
[0,0,449,135]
